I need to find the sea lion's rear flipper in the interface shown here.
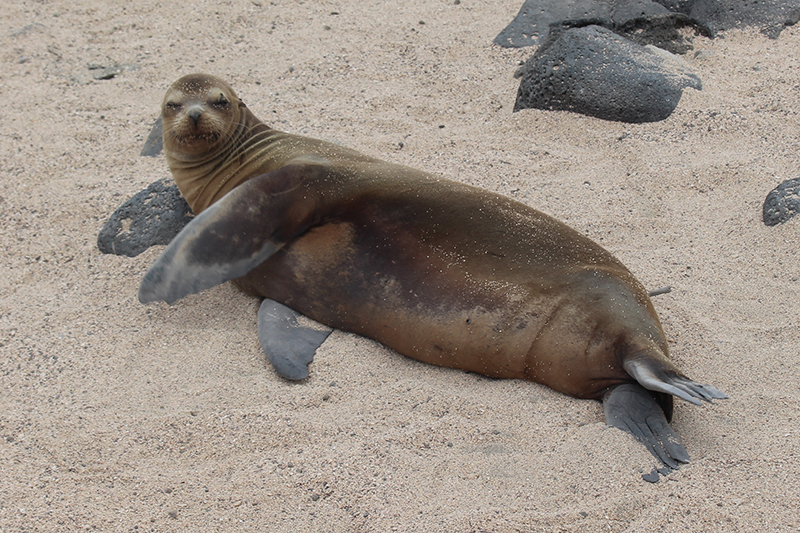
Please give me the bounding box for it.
[138,163,328,305]
[603,383,689,469]
[623,357,728,405]
[258,299,332,380]
[97,177,193,257]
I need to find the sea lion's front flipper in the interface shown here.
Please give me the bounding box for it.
[140,115,164,157]
[258,299,332,380]
[139,163,329,305]
[97,177,193,257]
[603,383,689,469]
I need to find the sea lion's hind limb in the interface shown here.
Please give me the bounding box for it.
[138,163,327,305]
[602,383,689,468]
[258,299,332,380]
[623,357,728,405]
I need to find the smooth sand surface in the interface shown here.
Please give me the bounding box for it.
[2,1,799,531]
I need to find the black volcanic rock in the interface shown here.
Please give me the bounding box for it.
[691,0,800,39]
[495,0,800,48]
[494,0,672,47]
[514,25,701,122]
[764,177,800,226]
[97,178,193,257]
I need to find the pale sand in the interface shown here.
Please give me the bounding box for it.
[1,1,799,531]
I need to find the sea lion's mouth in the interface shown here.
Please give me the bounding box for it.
[173,132,221,145]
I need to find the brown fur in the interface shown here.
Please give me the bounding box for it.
[161,73,682,408]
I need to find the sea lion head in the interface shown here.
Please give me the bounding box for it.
[161,73,244,160]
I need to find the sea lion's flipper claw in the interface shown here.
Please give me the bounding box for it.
[139,164,324,305]
[603,383,690,468]
[680,379,728,401]
[258,299,332,380]
[623,358,728,405]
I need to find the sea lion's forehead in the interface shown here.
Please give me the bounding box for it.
[165,86,230,102]
[167,74,236,99]
[177,79,221,93]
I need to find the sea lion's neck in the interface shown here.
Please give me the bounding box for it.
[167,107,285,214]
[168,107,381,214]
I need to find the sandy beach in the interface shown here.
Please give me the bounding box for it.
[2,0,799,531]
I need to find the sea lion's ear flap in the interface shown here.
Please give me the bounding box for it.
[239,99,246,108]
[138,163,325,305]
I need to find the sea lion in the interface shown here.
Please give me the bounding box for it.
[137,73,726,468]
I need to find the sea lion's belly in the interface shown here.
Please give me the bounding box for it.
[234,218,634,397]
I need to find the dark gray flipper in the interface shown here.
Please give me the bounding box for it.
[624,358,728,406]
[139,162,328,305]
[258,299,332,380]
[140,116,164,157]
[603,383,689,469]
[97,177,193,257]
[138,187,281,305]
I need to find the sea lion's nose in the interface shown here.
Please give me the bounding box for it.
[188,109,202,126]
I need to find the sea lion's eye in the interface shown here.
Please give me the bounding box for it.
[165,101,182,111]
[212,97,230,108]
